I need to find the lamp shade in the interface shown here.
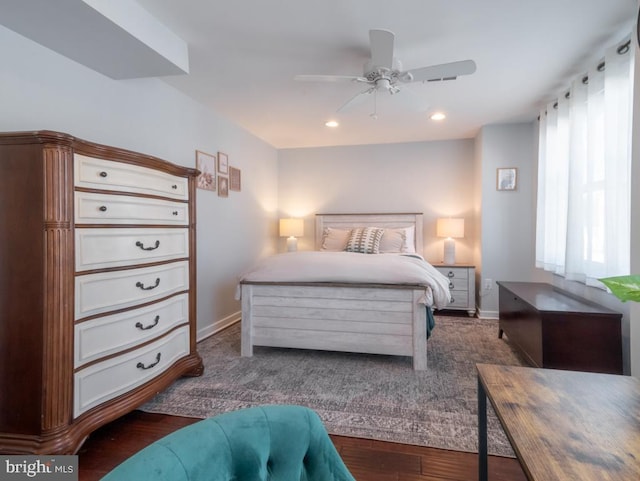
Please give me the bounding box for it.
[436,218,465,238]
[279,218,304,238]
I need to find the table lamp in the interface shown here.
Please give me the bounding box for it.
[279,218,304,252]
[437,218,464,264]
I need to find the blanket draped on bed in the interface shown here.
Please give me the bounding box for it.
[236,251,452,310]
[426,306,436,339]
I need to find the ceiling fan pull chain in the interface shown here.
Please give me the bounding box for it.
[371,89,378,120]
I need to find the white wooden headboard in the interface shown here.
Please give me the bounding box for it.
[314,213,424,255]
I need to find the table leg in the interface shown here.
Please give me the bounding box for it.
[478,374,488,481]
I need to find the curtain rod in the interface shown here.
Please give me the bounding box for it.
[538,38,631,119]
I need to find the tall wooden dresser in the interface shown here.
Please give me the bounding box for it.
[0,131,203,454]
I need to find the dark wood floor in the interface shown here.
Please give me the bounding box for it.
[78,411,526,481]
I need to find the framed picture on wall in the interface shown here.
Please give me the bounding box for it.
[496,167,517,191]
[218,176,229,197]
[229,166,241,191]
[195,150,216,191]
[217,151,229,174]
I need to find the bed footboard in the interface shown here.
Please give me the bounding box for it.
[240,283,427,370]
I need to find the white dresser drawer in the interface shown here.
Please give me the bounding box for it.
[74,326,190,417]
[75,227,189,271]
[75,192,188,225]
[74,293,189,367]
[74,154,188,200]
[75,261,189,319]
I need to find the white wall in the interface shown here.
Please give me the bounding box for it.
[278,140,475,262]
[0,25,279,338]
[476,123,549,318]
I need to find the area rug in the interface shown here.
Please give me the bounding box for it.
[140,316,525,457]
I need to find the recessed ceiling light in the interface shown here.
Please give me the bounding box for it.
[430,112,446,121]
[325,120,339,127]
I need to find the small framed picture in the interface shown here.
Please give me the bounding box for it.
[195,150,216,191]
[229,166,241,192]
[218,176,229,197]
[217,151,229,174]
[497,167,517,191]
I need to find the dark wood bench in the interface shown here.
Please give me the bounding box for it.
[497,281,623,374]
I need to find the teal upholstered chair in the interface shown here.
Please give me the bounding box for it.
[100,405,356,481]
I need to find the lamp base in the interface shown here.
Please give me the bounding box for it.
[286,236,298,252]
[443,238,456,264]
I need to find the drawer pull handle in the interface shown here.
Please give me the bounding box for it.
[99,171,108,178]
[447,271,454,278]
[449,282,454,289]
[136,278,160,290]
[172,211,179,216]
[99,205,107,212]
[137,352,161,370]
[451,297,455,303]
[136,240,160,251]
[135,315,159,330]
[172,184,178,189]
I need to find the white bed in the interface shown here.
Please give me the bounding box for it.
[238,213,450,370]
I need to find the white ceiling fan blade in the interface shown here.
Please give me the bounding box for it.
[369,29,395,69]
[294,74,367,83]
[336,87,375,112]
[404,59,477,82]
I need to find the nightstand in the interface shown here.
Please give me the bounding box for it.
[433,264,476,316]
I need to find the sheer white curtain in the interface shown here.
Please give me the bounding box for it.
[536,36,633,287]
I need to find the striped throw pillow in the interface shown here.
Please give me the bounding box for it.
[345,227,385,254]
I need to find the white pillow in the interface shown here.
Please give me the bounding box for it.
[379,226,416,253]
[403,225,416,253]
[321,227,352,251]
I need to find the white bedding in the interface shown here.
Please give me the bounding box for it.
[237,251,452,309]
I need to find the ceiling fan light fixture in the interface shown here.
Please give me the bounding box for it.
[430,112,446,121]
[325,120,339,128]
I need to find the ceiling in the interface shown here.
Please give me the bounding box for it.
[6,1,638,149]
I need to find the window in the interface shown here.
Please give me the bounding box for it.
[536,36,633,287]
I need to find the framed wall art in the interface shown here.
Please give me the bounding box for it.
[217,151,229,175]
[218,175,229,197]
[496,167,517,191]
[229,166,241,192]
[195,150,215,191]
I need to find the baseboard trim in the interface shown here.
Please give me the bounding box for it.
[477,309,499,320]
[197,311,241,342]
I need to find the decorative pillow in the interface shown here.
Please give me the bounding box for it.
[379,226,416,253]
[345,227,385,254]
[321,227,352,251]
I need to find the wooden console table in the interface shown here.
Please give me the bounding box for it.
[477,364,640,481]
[497,281,622,374]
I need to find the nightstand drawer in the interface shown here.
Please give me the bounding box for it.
[449,293,471,308]
[437,267,468,280]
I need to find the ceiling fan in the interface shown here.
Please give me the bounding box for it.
[295,29,476,116]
